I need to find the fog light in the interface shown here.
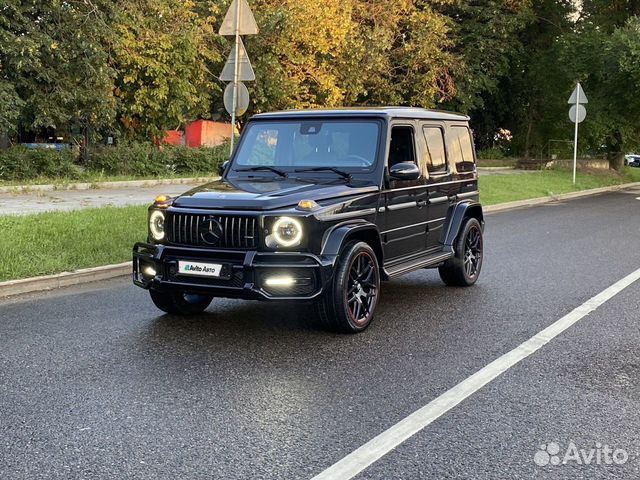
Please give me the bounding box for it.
[144,266,157,277]
[264,275,294,287]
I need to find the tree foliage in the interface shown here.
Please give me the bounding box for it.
[0,0,115,132]
[1,0,640,163]
[112,0,223,139]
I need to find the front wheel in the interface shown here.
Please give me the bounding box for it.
[316,241,380,333]
[149,289,213,315]
[439,217,483,287]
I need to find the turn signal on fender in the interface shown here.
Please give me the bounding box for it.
[297,199,318,210]
[154,194,172,207]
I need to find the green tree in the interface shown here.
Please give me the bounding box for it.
[560,15,640,168]
[244,0,455,114]
[0,0,115,133]
[112,0,223,139]
[504,0,576,157]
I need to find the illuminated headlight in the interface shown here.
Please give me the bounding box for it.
[149,210,165,241]
[143,266,157,277]
[266,216,303,248]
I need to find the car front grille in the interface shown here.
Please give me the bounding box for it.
[167,213,258,249]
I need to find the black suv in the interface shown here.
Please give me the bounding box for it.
[133,107,484,333]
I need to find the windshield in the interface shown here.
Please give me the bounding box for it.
[233,120,380,170]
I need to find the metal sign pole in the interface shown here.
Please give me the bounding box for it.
[572,82,581,185]
[229,0,242,156]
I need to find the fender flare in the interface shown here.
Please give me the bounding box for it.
[440,201,484,247]
[320,220,384,261]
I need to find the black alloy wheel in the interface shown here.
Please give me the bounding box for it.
[345,250,379,326]
[439,217,484,287]
[463,223,482,279]
[316,241,380,333]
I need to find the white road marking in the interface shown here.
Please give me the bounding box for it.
[311,267,640,480]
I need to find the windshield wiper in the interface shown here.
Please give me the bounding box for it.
[294,167,352,181]
[234,166,288,178]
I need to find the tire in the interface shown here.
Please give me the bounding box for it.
[149,289,213,315]
[439,217,483,287]
[316,241,380,333]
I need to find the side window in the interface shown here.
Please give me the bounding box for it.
[388,126,416,168]
[450,126,475,173]
[422,126,447,174]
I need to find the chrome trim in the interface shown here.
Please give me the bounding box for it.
[381,178,475,193]
[457,191,479,200]
[381,217,446,234]
[315,208,377,221]
[429,196,449,204]
[387,252,452,277]
[387,201,416,211]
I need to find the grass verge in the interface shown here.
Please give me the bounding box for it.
[480,167,640,205]
[0,205,147,282]
[1,167,639,282]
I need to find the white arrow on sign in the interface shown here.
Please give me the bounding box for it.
[219,0,259,36]
[568,83,588,104]
[219,37,255,82]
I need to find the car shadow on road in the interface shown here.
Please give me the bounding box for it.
[139,270,462,345]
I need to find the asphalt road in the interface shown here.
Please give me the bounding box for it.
[1,186,640,479]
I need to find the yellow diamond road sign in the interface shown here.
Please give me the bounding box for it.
[219,37,256,81]
[219,0,259,36]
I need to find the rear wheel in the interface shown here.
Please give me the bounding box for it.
[316,241,380,333]
[439,217,483,287]
[149,289,213,315]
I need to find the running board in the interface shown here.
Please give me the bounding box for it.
[384,251,453,278]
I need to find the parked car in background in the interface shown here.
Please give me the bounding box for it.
[624,154,640,167]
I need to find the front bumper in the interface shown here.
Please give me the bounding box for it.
[132,243,334,301]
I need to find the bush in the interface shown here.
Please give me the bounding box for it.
[90,142,228,177]
[0,142,230,182]
[0,147,83,181]
[476,148,507,160]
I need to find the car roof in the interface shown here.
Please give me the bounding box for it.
[251,107,470,122]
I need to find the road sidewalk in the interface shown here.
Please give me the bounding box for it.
[0,177,217,216]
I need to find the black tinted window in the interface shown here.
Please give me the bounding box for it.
[449,126,475,173]
[422,127,447,173]
[388,126,416,167]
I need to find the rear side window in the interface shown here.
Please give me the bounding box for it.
[449,126,475,173]
[422,127,447,174]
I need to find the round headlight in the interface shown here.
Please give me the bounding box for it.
[271,216,303,247]
[149,210,165,241]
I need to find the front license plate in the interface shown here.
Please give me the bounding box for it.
[178,261,223,277]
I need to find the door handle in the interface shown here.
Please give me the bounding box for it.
[416,199,427,208]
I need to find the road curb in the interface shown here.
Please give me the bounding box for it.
[0,176,219,194]
[0,262,131,298]
[2,181,639,299]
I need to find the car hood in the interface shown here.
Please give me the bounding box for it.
[172,178,379,210]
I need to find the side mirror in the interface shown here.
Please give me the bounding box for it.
[389,162,421,181]
[218,160,229,177]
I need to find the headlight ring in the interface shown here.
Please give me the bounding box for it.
[149,210,166,241]
[267,216,303,248]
